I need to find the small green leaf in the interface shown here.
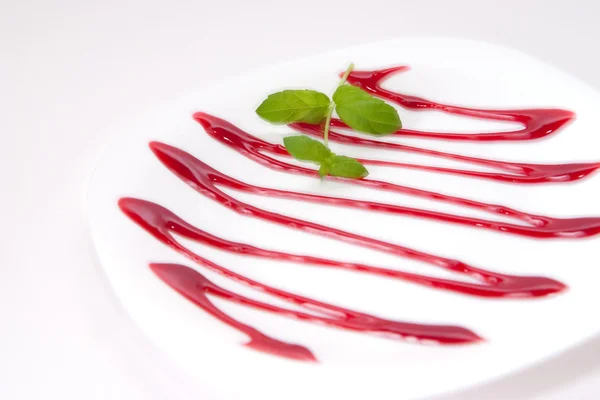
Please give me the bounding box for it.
[284,135,331,164]
[256,90,331,124]
[333,85,401,135]
[328,155,369,179]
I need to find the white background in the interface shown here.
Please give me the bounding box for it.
[1,0,599,399]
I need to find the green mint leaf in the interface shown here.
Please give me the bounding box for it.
[283,135,332,164]
[256,90,331,124]
[332,85,401,135]
[327,155,369,179]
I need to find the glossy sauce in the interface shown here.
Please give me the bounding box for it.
[344,66,575,141]
[119,67,600,362]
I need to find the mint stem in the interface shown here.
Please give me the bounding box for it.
[338,62,355,86]
[323,104,334,147]
[323,63,354,147]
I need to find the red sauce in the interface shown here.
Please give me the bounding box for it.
[118,67,600,362]
[292,121,600,184]
[120,197,485,361]
[344,65,576,141]
[193,114,600,239]
[119,197,566,300]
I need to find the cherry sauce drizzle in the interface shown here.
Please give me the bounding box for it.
[121,197,485,361]
[344,65,576,142]
[119,67,600,361]
[193,113,600,239]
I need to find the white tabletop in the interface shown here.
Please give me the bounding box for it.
[1,1,599,399]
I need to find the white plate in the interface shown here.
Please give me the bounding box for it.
[87,38,600,399]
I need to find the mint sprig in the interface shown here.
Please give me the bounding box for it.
[322,63,356,146]
[333,85,401,135]
[282,135,331,163]
[283,136,368,179]
[256,90,331,124]
[326,155,369,179]
[256,63,401,179]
